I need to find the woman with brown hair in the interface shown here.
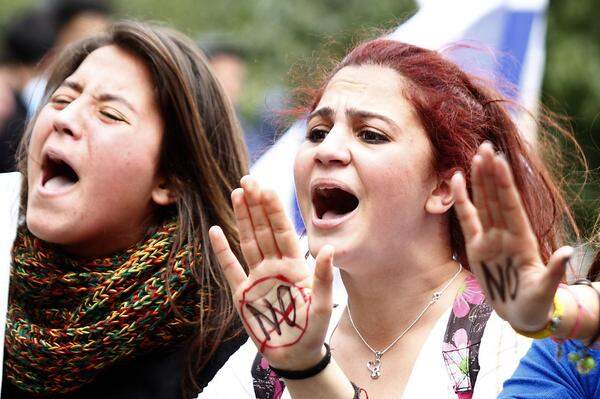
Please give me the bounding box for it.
[202,38,579,398]
[0,21,248,398]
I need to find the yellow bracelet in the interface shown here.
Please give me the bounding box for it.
[514,293,566,339]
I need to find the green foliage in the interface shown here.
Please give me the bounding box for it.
[545,0,600,235]
[116,0,416,119]
[1,0,598,234]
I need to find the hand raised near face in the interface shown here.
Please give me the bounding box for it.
[450,143,573,333]
[209,176,335,370]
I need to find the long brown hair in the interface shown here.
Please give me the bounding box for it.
[16,21,248,393]
[299,39,580,267]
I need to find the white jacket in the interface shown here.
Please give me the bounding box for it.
[0,172,22,392]
[200,299,531,399]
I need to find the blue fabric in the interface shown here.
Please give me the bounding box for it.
[498,10,535,93]
[499,339,600,399]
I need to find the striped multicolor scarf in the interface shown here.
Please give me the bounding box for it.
[4,220,202,396]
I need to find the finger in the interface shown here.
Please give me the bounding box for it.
[493,155,536,238]
[232,188,262,268]
[450,171,482,242]
[479,143,506,229]
[241,176,280,258]
[543,246,574,294]
[261,189,302,258]
[471,154,491,230]
[311,245,334,317]
[209,225,247,290]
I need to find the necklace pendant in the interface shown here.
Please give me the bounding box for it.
[367,351,382,379]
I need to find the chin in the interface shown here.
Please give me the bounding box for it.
[307,234,353,267]
[26,211,75,245]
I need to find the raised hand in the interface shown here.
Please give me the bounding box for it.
[450,143,573,333]
[209,175,335,370]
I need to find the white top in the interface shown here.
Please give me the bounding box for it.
[199,298,531,399]
[0,172,22,392]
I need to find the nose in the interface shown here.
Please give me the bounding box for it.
[314,126,351,166]
[52,101,83,139]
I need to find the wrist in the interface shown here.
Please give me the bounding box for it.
[270,343,331,380]
[268,344,327,371]
[283,353,357,398]
[513,288,567,339]
[571,279,600,343]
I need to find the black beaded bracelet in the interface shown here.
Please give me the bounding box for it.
[270,343,331,380]
[573,278,600,345]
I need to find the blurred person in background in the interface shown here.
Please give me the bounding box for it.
[203,41,270,162]
[22,0,113,117]
[51,0,113,50]
[0,9,56,173]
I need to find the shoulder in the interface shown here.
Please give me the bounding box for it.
[0,172,21,211]
[0,171,22,187]
[473,311,532,397]
[0,172,22,227]
[198,338,256,398]
[0,172,21,272]
[498,339,600,399]
[0,172,21,391]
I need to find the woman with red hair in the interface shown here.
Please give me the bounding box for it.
[201,38,577,398]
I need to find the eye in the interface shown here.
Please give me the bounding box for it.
[99,108,126,123]
[50,95,72,108]
[358,129,389,144]
[306,128,329,143]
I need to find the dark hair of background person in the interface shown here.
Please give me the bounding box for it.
[16,20,249,395]
[0,9,57,66]
[0,9,57,173]
[201,41,247,62]
[49,0,113,28]
[295,38,581,269]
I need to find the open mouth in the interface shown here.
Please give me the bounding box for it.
[312,186,359,220]
[42,153,79,191]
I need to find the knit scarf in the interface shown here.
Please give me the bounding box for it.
[4,220,203,396]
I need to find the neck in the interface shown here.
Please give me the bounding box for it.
[339,257,465,348]
[59,213,159,259]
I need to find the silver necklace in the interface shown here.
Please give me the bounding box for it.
[347,263,463,380]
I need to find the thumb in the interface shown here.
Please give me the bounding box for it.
[543,246,574,294]
[311,245,335,316]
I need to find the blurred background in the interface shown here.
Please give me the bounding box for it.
[0,0,598,236]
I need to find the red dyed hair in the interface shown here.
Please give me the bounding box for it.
[302,39,578,267]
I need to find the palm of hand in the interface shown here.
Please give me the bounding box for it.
[210,176,335,371]
[467,226,550,330]
[234,258,314,358]
[451,144,569,333]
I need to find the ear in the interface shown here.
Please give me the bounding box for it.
[425,172,455,215]
[151,177,177,206]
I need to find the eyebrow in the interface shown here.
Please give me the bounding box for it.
[308,106,400,130]
[307,107,334,123]
[59,79,137,114]
[60,80,83,93]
